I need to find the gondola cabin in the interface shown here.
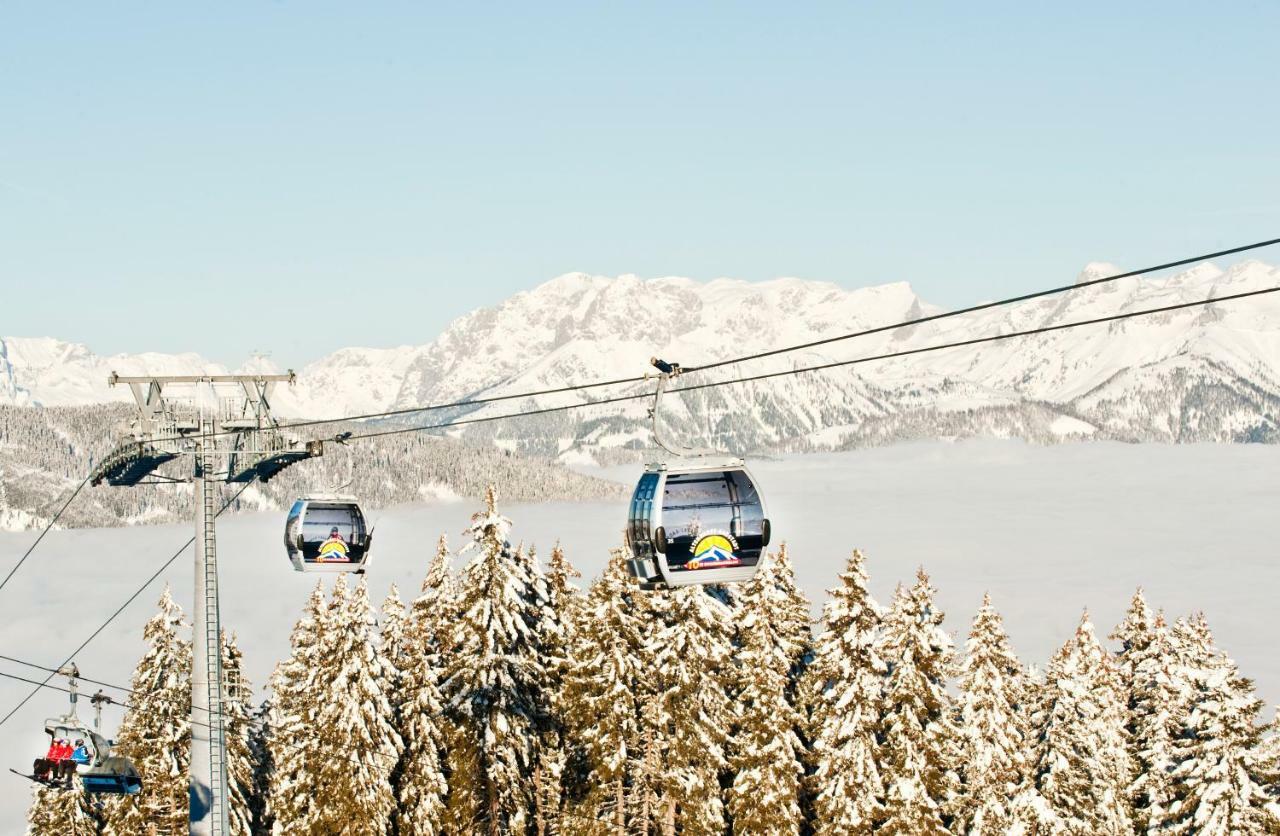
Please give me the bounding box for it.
[283,495,373,573]
[42,717,142,795]
[626,458,771,588]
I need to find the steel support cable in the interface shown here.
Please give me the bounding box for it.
[0,482,254,731]
[0,654,135,699]
[336,284,1280,444]
[0,473,93,595]
[136,236,1280,446]
[683,235,1280,375]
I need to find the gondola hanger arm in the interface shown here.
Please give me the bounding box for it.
[648,357,725,459]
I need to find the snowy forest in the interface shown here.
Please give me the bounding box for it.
[25,488,1280,836]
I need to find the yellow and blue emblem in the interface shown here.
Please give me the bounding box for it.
[317,538,351,562]
[686,532,741,570]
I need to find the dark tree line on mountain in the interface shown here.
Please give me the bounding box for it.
[0,405,620,530]
[25,489,1280,835]
[432,358,1280,462]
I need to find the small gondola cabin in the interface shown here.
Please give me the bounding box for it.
[626,458,771,588]
[283,495,373,573]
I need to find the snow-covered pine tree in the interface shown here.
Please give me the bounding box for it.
[560,548,646,834]
[100,586,192,836]
[645,585,735,835]
[300,576,402,834]
[441,487,550,835]
[25,781,98,835]
[1005,665,1063,836]
[413,535,456,669]
[396,549,451,836]
[1029,612,1131,835]
[1157,611,1272,835]
[764,543,815,691]
[265,582,328,833]
[222,632,257,836]
[1250,707,1280,831]
[380,585,408,699]
[802,548,885,836]
[1110,592,1181,832]
[727,553,806,835]
[954,592,1027,834]
[534,543,582,836]
[874,569,959,836]
[248,700,274,835]
[395,585,449,836]
[626,587,677,835]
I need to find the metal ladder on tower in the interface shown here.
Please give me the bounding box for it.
[198,439,230,836]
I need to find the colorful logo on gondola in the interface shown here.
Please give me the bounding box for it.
[317,538,351,562]
[686,532,741,570]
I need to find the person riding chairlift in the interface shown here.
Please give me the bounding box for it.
[34,738,73,786]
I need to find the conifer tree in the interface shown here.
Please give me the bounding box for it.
[766,543,815,689]
[874,570,958,836]
[1111,593,1180,832]
[534,543,582,836]
[100,587,191,836]
[1249,707,1280,831]
[955,593,1027,835]
[396,574,449,836]
[1030,612,1131,835]
[413,535,456,667]
[248,701,274,835]
[222,632,257,836]
[728,555,806,835]
[303,576,402,834]
[1006,666,1063,836]
[628,587,676,835]
[561,549,647,834]
[645,586,735,835]
[1157,612,1272,835]
[265,582,328,832]
[441,487,550,835]
[25,782,98,836]
[803,549,885,836]
[380,585,408,699]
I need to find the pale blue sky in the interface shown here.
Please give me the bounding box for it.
[2,2,1278,365]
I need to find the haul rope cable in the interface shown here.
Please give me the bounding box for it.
[0,481,255,730]
[0,473,93,595]
[3,282,1275,735]
[135,235,1280,446]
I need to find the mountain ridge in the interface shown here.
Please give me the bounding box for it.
[4,259,1279,461]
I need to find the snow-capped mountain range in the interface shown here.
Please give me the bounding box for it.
[4,259,1279,460]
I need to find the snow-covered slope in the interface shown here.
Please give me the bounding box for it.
[4,260,1279,459]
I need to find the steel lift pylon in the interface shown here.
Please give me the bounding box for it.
[90,372,318,836]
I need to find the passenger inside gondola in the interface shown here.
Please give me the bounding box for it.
[301,512,357,563]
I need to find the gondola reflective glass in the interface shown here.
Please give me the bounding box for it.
[43,719,142,795]
[627,460,771,587]
[283,496,372,573]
